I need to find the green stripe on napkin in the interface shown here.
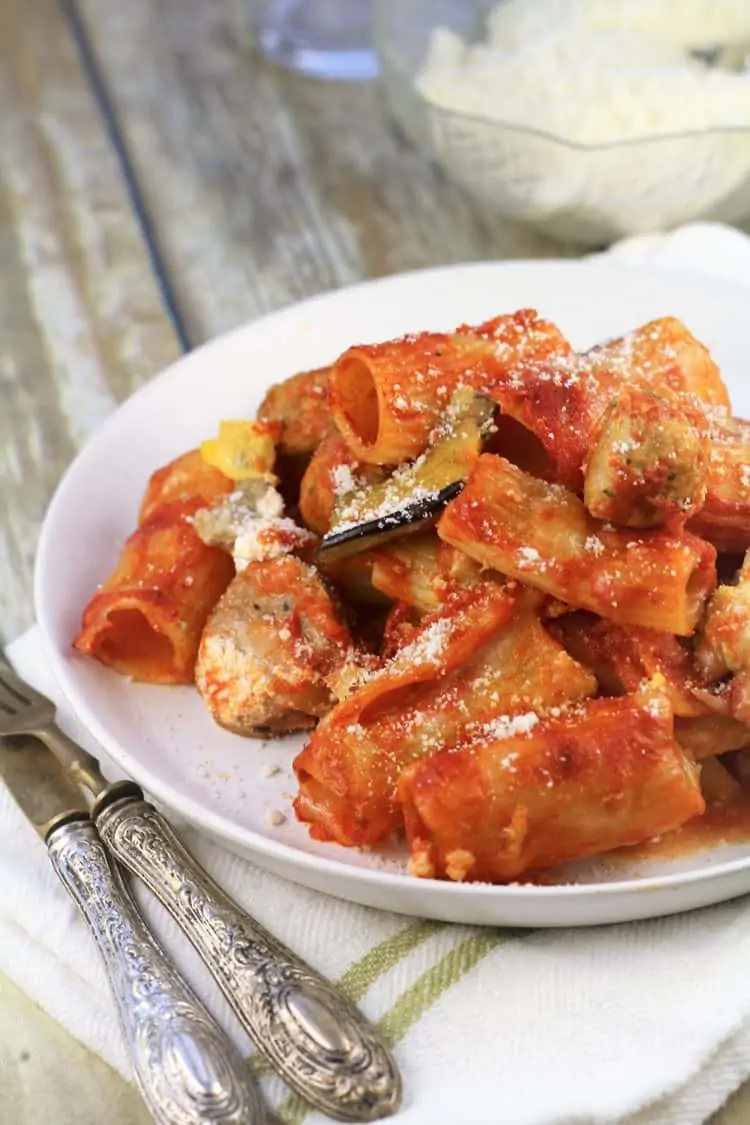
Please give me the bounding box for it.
[276,928,518,1125]
[249,919,442,1081]
[338,919,444,1003]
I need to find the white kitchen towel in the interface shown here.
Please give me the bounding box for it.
[3,221,750,1125]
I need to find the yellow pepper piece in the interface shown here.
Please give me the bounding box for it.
[200,420,279,482]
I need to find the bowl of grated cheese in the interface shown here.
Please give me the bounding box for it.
[372,0,750,245]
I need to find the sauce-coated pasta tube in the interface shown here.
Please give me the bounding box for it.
[399,683,704,883]
[552,613,725,718]
[370,536,483,614]
[585,317,730,409]
[74,498,234,683]
[74,451,234,683]
[329,310,571,465]
[484,318,727,492]
[688,415,750,552]
[257,366,331,455]
[139,449,233,523]
[438,454,716,635]
[293,586,596,846]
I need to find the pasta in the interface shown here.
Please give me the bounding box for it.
[257,366,332,455]
[74,450,235,683]
[550,613,728,718]
[329,310,571,466]
[74,304,750,885]
[139,449,233,523]
[293,585,596,846]
[480,317,728,493]
[584,317,730,409]
[298,431,384,536]
[369,535,483,615]
[688,415,750,553]
[398,681,703,883]
[438,454,716,635]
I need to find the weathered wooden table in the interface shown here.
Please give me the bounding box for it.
[0,2,748,1122]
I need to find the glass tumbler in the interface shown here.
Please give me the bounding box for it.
[251,0,379,80]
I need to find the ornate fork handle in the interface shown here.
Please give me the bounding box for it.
[96,797,401,1122]
[48,819,263,1125]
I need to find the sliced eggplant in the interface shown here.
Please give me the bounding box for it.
[317,389,496,563]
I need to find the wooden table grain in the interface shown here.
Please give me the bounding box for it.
[0,2,748,1123]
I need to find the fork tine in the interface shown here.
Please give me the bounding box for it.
[0,659,50,713]
[0,682,24,715]
[0,674,31,707]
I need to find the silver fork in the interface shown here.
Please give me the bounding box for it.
[0,659,401,1123]
[0,664,263,1125]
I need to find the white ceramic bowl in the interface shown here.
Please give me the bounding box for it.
[35,259,750,927]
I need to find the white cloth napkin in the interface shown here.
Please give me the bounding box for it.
[4,221,750,1125]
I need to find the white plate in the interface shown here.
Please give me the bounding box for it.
[35,259,750,928]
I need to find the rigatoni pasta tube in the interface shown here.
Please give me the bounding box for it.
[584,317,729,409]
[486,317,727,492]
[74,451,234,683]
[257,366,331,456]
[293,586,596,847]
[370,536,483,615]
[552,614,724,719]
[139,449,232,523]
[688,415,750,553]
[438,454,716,635]
[74,498,234,683]
[329,310,571,466]
[399,683,704,883]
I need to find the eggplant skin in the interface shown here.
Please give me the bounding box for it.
[317,482,464,563]
[318,390,495,563]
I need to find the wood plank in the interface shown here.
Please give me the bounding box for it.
[0,972,148,1125]
[0,0,180,646]
[713,1083,750,1125]
[76,0,564,345]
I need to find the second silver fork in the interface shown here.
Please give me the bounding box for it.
[0,658,401,1123]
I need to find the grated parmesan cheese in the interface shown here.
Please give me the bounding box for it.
[585,535,605,556]
[416,0,750,238]
[194,480,314,570]
[256,487,284,519]
[516,546,545,571]
[483,712,540,740]
[331,463,358,498]
[402,617,453,665]
[233,518,314,571]
[418,1,750,145]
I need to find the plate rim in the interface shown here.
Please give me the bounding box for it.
[34,256,750,912]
